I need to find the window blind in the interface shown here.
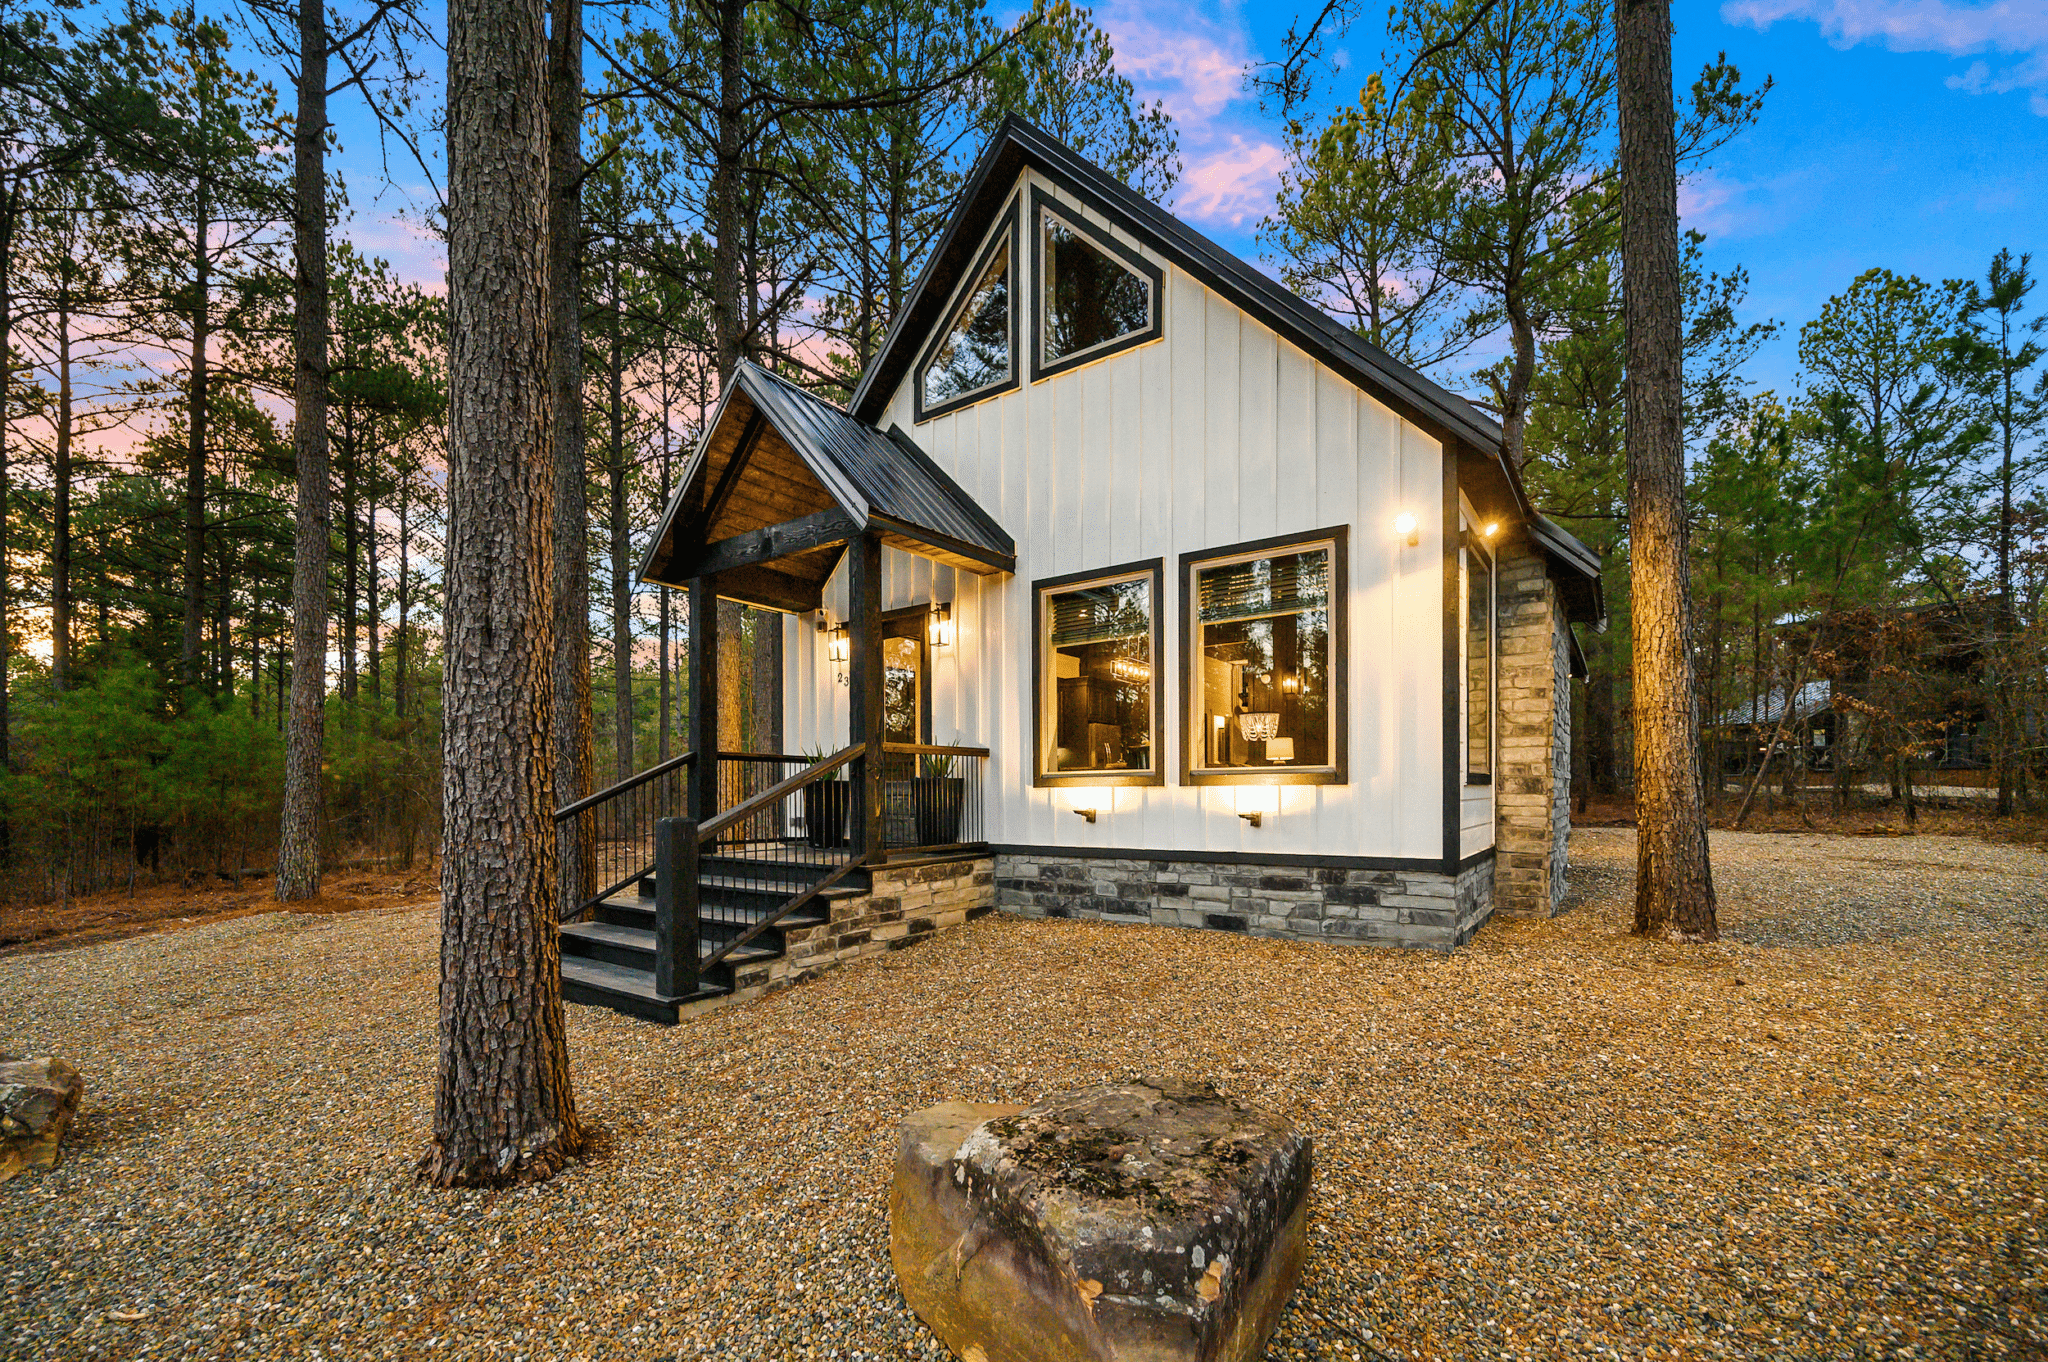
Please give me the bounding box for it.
[1197,548,1330,624]
[1047,581,1149,646]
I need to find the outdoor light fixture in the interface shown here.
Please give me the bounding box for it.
[827,623,850,686]
[1394,511,1420,546]
[1484,521,1501,539]
[1236,785,1278,828]
[1067,787,1107,823]
[1279,672,1300,695]
[928,603,954,649]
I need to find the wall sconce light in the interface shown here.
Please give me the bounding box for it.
[1394,512,1420,547]
[826,623,850,685]
[1483,521,1501,539]
[1236,785,1278,828]
[928,603,954,649]
[1279,672,1300,695]
[1066,787,1107,823]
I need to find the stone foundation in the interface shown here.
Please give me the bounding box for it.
[996,852,1494,951]
[681,857,996,1018]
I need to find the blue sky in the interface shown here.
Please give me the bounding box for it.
[321,0,2048,401]
[1077,0,2048,398]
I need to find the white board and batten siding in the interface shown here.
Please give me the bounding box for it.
[784,167,1480,865]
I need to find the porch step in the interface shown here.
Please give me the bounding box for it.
[560,919,782,973]
[560,956,726,1025]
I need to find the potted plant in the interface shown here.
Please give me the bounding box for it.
[910,750,965,847]
[800,747,853,849]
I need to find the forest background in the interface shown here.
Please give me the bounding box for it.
[0,0,2042,904]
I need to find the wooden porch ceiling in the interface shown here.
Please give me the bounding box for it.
[639,363,1015,613]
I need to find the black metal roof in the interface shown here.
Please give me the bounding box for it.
[738,362,1015,571]
[846,116,1604,622]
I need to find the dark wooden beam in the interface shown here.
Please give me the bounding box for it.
[687,575,719,820]
[680,508,858,578]
[713,562,824,615]
[688,409,766,543]
[845,531,885,857]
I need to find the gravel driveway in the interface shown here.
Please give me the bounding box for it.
[3,828,2043,1361]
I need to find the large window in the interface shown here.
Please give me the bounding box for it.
[1034,560,1164,786]
[1030,189,1163,381]
[917,219,1017,419]
[1181,530,1348,786]
[1463,522,1496,782]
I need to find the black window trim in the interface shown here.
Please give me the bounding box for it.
[1178,526,1350,788]
[1028,185,1166,384]
[913,198,1022,424]
[1031,557,1167,789]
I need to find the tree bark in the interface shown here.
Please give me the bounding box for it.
[51,278,72,692]
[1620,0,1715,940]
[424,0,581,1188]
[607,280,633,779]
[278,0,332,901]
[180,171,212,697]
[547,0,596,910]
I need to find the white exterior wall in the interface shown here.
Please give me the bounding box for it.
[783,168,1474,864]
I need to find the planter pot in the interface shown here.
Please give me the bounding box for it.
[803,781,853,849]
[909,776,965,848]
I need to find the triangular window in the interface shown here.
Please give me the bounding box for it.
[1039,203,1157,371]
[920,237,1013,412]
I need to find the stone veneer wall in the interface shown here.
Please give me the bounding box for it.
[995,852,1495,951]
[693,858,996,1015]
[1493,531,1571,917]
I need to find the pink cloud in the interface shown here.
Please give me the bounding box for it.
[1175,135,1288,228]
[1092,0,1253,121]
[1723,0,2048,114]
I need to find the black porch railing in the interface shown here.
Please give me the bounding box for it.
[656,744,867,997]
[879,743,988,851]
[553,751,694,921]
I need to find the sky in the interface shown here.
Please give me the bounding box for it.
[322,0,2048,402]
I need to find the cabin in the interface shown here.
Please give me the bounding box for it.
[555,118,1603,1023]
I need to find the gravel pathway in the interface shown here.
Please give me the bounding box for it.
[3,829,2043,1361]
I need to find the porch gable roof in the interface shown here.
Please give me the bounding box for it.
[639,361,1015,608]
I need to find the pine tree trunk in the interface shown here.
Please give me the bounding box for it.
[278,0,332,902]
[1619,0,1716,941]
[424,0,581,1188]
[609,287,633,781]
[52,282,72,693]
[547,0,596,910]
[341,425,359,705]
[180,173,212,697]
[0,187,15,793]
[366,493,381,701]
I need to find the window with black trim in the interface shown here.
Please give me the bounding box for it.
[918,223,1016,418]
[1033,560,1164,786]
[1181,530,1348,785]
[1463,521,1496,783]
[1030,189,1163,381]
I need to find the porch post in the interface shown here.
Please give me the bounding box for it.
[845,531,885,856]
[687,574,720,820]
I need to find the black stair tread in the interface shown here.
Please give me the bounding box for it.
[561,955,726,1004]
[597,894,832,926]
[562,920,782,962]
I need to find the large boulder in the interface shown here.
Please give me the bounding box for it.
[889,1079,1311,1362]
[0,1056,84,1182]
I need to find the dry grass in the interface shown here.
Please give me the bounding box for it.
[1,828,2042,1360]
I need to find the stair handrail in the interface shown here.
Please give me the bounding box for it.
[696,743,862,846]
[553,749,695,822]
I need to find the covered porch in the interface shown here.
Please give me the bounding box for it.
[553,362,1014,1022]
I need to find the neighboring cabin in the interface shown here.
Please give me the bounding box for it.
[584,119,1606,1020]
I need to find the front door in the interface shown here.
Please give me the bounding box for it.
[879,612,929,780]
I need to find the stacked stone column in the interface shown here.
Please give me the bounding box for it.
[1493,532,1572,917]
